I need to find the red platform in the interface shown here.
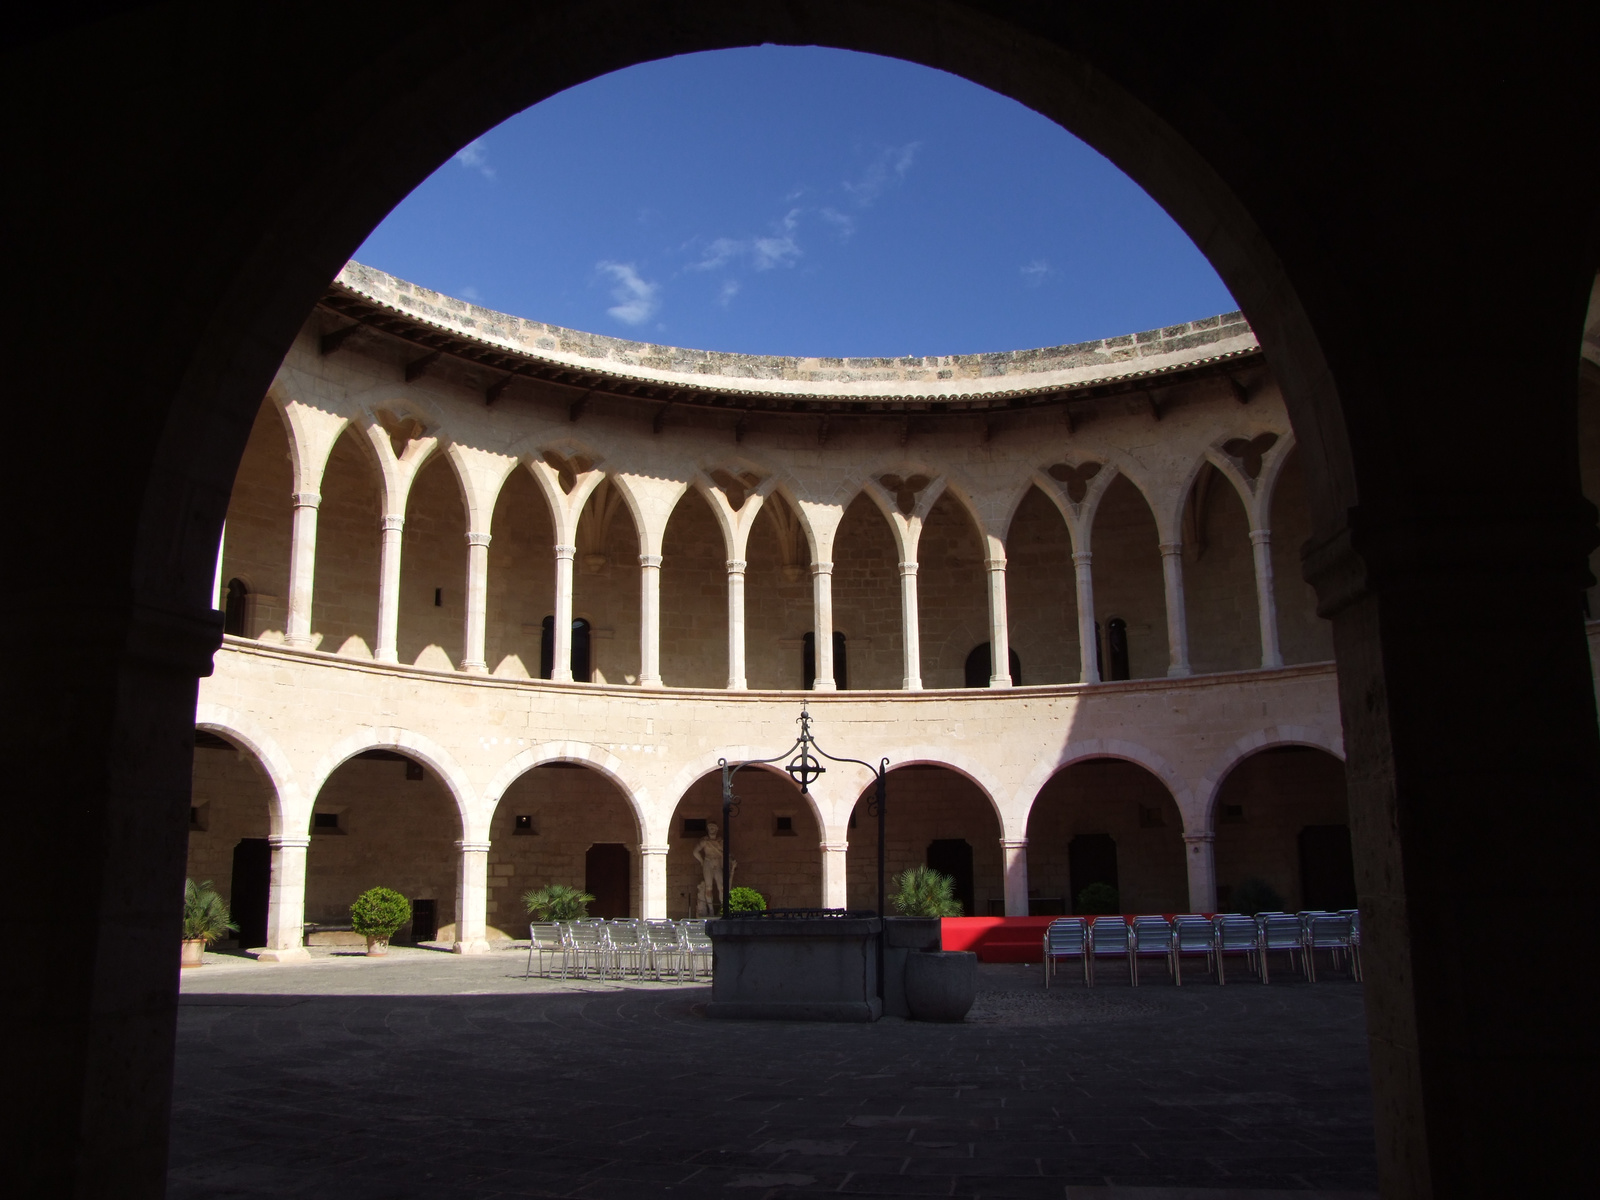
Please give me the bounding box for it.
[940,915,1215,963]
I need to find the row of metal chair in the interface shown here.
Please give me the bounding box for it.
[524,918,713,982]
[1043,910,1361,987]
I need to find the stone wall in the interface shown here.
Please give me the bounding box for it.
[667,769,823,915]
[1006,486,1080,684]
[220,402,291,638]
[400,456,469,671]
[1270,452,1335,666]
[310,431,382,657]
[1182,467,1262,675]
[1211,746,1349,911]
[186,743,274,907]
[1091,475,1170,679]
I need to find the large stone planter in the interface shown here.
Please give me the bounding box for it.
[882,917,942,1018]
[904,950,977,1022]
[180,938,206,968]
[706,916,882,1022]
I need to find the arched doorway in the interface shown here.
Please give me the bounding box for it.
[1026,759,1187,914]
[668,767,820,915]
[1212,746,1352,912]
[848,765,1001,916]
[186,729,277,950]
[489,762,641,927]
[305,751,461,944]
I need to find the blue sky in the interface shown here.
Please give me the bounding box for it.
[356,47,1235,358]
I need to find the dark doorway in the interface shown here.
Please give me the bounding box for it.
[802,631,848,690]
[1299,824,1358,910]
[1106,618,1130,680]
[926,838,975,916]
[964,643,1021,687]
[223,578,248,636]
[584,843,630,918]
[228,837,270,949]
[1068,833,1119,912]
[540,616,593,681]
[409,898,438,944]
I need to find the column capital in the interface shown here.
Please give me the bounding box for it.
[1159,541,1184,558]
[985,557,1007,572]
[292,491,321,510]
[640,844,670,857]
[810,560,834,577]
[1183,832,1216,845]
[465,531,491,548]
[1000,837,1029,850]
[1249,528,1272,546]
[456,839,492,853]
[898,560,919,576]
[639,554,663,569]
[554,543,576,561]
[726,559,747,575]
[1072,550,1094,567]
[381,513,405,532]
[269,834,311,850]
[820,840,849,853]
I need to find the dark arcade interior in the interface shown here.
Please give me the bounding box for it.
[5,4,1598,1196]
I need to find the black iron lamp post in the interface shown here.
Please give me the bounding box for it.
[717,706,890,919]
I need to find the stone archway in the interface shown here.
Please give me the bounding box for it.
[668,766,822,916]
[1212,746,1351,913]
[849,764,1003,916]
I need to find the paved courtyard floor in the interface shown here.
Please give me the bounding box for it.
[170,947,1377,1199]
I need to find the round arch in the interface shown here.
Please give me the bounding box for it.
[194,702,302,835]
[1196,724,1346,833]
[305,727,477,839]
[484,741,649,839]
[1012,738,1196,834]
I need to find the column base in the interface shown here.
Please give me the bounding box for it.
[452,939,493,956]
[1167,665,1192,678]
[638,676,663,688]
[460,660,487,674]
[811,680,837,692]
[988,676,1013,688]
[901,678,922,691]
[256,947,311,963]
[375,650,398,664]
[283,636,314,650]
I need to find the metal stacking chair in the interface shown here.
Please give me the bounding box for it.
[525,923,565,978]
[680,919,713,980]
[1173,915,1216,984]
[1304,911,1361,981]
[1259,912,1307,983]
[604,921,646,978]
[1042,917,1089,987]
[1088,916,1135,986]
[559,921,608,979]
[1131,915,1177,984]
[644,920,684,980]
[1214,914,1263,984]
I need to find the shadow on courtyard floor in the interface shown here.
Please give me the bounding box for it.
[169,960,1377,1199]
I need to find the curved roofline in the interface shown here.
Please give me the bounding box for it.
[328,262,1260,410]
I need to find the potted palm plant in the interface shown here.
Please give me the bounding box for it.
[521,883,595,921]
[350,886,411,956]
[181,878,238,967]
[889,865,975,1022]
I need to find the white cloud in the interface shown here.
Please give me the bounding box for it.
[689,210,802,273]
[454,138,495,180]
[843,142,920,207]
[460,285,482,302]
[596,261,660,325]
[1021,259,1054,286]
[819,206,856,240]
[718,279,741,307]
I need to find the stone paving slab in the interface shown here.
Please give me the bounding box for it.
[169,951,1376,1198]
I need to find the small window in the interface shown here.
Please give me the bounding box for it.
[681,817,708,837]
[434,587,443,607]
[405,760,424,781]
[223,578,248,637]
[1222,804,1245,823]
[312,811,341,834]
[773,815,796,836]
[514,814,536,835]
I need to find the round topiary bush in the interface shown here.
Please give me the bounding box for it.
[727,886,767,912]
[350,887,411,938]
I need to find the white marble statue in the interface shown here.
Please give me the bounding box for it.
[693,820,735,916]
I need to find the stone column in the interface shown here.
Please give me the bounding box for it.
[811,561,836,690]
[257,834,311,962]
[898,561,922,690]
[1249,528,1284,668]
[1159,541,1192,677]
[821,840,850,910]
[1001,837,1030,917]
[1073,550,1101,684]
[640,844,669,918]
[452,840,492,955]
[986,556,1012,687]
[460,531,491,673]
[212,520,226,611]
[1184,832,1218,912]
[638,554,663,687]
[726,558,748,690]
[375,514,404,664]
[284,491,320,648]
[551,543,576,682]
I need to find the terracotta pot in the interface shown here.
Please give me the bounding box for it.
[180,938,207,968]
[365,935,389,957]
